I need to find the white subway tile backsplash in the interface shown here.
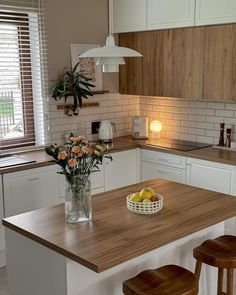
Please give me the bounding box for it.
[190,101,207,108]
[181,133,197,142]
[197,109,215,116]
[215,110,234,117]
[48,93,236,146]
[225,103,236,111]
[47,93,140,145]
[205,130,219,138]
[181,107,198,115]
[196,136,214,144]
[207,102,225,110]
[173,100,190,107]
[181,121,197,128]
[189,128,205,136]
[140,96,236,144]
[206,116,223,123]
[174,113,189,120]
[189,115,206,122]
[196,122,214,130]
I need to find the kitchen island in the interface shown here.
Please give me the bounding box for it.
[3,179,236,295]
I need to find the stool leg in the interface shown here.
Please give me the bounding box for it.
[227,269,233,295]
[194,260,202,280]
[217,268,224,295]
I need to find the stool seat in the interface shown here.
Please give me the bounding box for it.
[193,235,236,268]
[123,265,198,295]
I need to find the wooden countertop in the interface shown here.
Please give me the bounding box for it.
[2,136,236,173]
[3,179,236,273]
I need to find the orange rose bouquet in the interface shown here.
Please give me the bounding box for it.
[45,134,112,185]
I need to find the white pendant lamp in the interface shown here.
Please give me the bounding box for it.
[79,0,142,73]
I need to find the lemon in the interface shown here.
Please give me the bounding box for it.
[130,192,142,202]
[140,189,152,200]
[140,187,156,200]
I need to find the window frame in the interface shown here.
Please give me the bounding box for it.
[0,11,35,150]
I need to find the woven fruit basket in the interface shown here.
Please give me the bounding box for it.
[126,193,164,215]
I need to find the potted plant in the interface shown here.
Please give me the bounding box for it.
[50,62,95,115]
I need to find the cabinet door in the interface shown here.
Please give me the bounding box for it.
[3,166,61,217]
[186,158,232,194]
[147,0,195,30]
[196,0,236,26]
[104,149,138,191]
[142,161,186,184]
[113,0,147,33]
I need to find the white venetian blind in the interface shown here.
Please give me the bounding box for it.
[0,0,48,151]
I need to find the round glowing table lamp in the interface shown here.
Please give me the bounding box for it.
[150,120,163,138]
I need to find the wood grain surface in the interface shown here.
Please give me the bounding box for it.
[119,24,236,101]
[3,179,236,273]
[3,136,236,174]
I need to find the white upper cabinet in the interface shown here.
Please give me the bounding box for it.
[195,0,236,26]
[147,0,195,30]
[113,0,147,33]
[113,0,236,34]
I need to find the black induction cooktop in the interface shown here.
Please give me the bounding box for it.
[146,138,212,151]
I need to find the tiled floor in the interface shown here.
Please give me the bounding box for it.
[0,267,8,295]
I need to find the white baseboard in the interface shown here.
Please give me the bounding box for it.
[0,250,6,268]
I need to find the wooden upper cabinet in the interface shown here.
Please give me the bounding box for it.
[119,24,236,101]
[195,0,236,26]
[203,25,236,101]
[147,0,195,30]
[113,0,147,33]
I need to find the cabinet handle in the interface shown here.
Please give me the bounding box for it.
[157,158,168,162]
[157,170,167,174]
[27,177,40,182]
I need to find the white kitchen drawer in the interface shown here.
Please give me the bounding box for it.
[142,149,186,169]
[3,165,61,217]
[186,158,232,194]
[142,161,186,184]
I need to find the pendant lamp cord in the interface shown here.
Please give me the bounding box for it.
[109,0,113,36]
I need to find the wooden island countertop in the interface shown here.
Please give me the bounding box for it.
[3,179,236,273]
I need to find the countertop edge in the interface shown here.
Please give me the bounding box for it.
[1,137,236,173]
[2,217,100,273]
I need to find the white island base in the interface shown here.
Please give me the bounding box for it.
[5,223,226,295]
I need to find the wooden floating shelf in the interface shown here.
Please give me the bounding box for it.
[57,102,100,110]
[92,90,109,95]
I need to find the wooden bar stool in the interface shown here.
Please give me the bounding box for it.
[193,235,236,295]
[123,264,198,295]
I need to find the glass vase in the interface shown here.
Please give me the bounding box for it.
[65,175,92,223]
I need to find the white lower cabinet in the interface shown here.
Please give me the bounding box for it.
[186,158,232,194]
[142,161,186,183]
[104,149,139,191]
[3,165,62,218]
[186,157,236,235]
[141,150,186,184]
